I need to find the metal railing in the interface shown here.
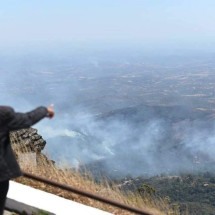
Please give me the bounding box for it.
[23,171,154,215]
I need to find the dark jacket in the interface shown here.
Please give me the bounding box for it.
[0,106,48,182]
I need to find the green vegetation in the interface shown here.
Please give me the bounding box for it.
[120,172,215,215]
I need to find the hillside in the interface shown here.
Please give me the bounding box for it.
[117,173,215,215]
[14,154,180,215]
[9,100,215,215]
[10,129,180,215]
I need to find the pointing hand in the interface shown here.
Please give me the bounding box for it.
[47,104,55,118]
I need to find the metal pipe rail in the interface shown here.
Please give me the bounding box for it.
[22,171,153,215]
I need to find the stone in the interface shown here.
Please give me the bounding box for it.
[9,128,53,166]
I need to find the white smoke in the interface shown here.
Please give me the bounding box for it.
[1,50,215,178]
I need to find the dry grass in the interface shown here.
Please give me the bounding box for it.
[11,134,181,215]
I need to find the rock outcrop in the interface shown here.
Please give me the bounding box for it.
[10,128,53,166]
[10,128,46,153]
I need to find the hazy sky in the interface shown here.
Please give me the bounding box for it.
[1,0,215,50]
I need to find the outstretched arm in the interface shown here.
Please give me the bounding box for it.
[8,105,54,131]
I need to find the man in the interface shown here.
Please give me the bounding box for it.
[0,105,54,215]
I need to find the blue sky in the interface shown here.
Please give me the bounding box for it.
[1,0,215,50]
